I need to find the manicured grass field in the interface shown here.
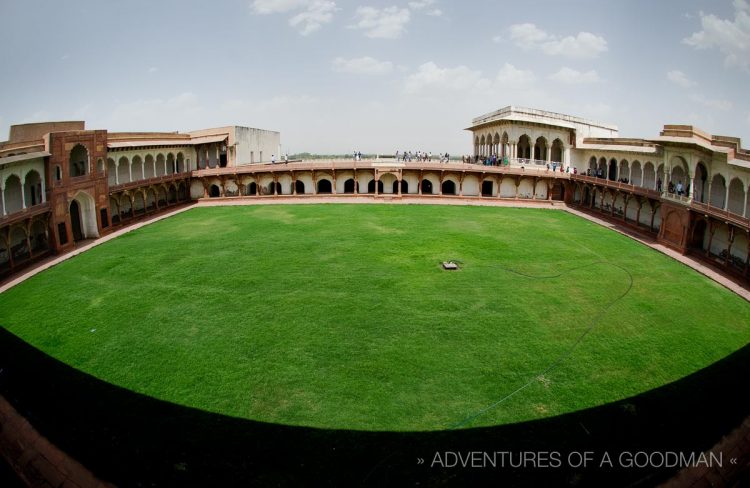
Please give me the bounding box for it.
[0,205,748,431]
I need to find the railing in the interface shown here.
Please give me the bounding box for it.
[661,192,690,204]
[570,174,661,198]
[0,202,51,227]
[109,172,190,192]
[192,159,574,180]
[691,201,750,228]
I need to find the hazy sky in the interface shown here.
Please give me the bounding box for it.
[1,0,749,155]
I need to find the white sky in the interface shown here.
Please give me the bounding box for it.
[1,0,749,155]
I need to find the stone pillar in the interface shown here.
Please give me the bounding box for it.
[114,162,120,185]
[1,187,5,216]
[546,146,552,163]
[744,190,748,217]
[706,222,716,257]
[20,180,26,209]
[725,185,730,210]
[725,227,735,265]
[128,163,133,183]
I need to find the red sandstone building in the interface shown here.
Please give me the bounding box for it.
[0,107,748,284]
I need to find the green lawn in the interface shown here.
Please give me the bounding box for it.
[0,205,748,431]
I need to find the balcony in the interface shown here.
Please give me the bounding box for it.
[570,175,661,199]
[109,172,191,192]
[0,202,51,228]
[690,201,750,228]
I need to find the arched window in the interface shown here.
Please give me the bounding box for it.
[317,179,332,194]
[69,144,89,177]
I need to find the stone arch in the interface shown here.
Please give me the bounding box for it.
[119,193,133,219]
[317,179,333,194]
[177,182,187,201]
[157,186,168,205]
[619,159,629,182]
[551,139,563,163]
[3,174,23,214]
[694,162,709,203]
[109,196,120,224]
[131,155,144,181]
[670,156,689,187]
[176,152,185,173]
[294,180,305,194]
[534,137,547,161]
[167,184,177,203]
[133,191,146,214]
[117,156,130,184]
[23,170,43,207]
[709,174,727,208]
[441,179,457,195]
[643,162,656,189]
[156,154,166,177]
[608,158,617,181]
[631,160,642,186]
[727,178,745,215]
[9,225,30,262]
[589,156,597,171]
[70,190,98,240]
[421,179,434,194]
[107,158,117,185]
[247,182,257,196]
[69,144,89,177]
[144,154,156,179]
[517,135,531,159]
[30,218,48,253]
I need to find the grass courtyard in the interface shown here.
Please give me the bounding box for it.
[0,204,748,431]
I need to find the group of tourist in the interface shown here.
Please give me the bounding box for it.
[471,154,508,166]
[394,151,451,163]
[667,180,685,196]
